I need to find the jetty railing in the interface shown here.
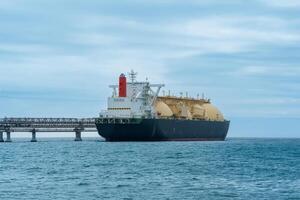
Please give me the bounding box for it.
[0,117,97,142]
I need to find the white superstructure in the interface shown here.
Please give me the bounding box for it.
[100,71,164,119]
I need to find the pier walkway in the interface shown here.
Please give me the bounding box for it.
[0,118,97,142]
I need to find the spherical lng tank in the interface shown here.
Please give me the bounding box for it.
[202,103,224,121]
[192,104,205,119]
[155,101,173,117]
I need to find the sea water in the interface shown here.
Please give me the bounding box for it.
[0,138,299,200]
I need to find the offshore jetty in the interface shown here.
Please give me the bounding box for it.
[0,118,96,142]
[0,71,229,142]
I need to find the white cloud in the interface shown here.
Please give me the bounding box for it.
[0,50,168,90]
[239,97,300,105]
[0,0,32,11]
[175,16,300,44]
[231,66,300,77]
[0,44,52,54]
[1,1,300,121]
[228,107,300,118]
[71,14,300,62]
[0,2,18,10]
[70,33,121,46]
[262,0,300,7]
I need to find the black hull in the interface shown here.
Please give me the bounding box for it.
[95,118,230,142]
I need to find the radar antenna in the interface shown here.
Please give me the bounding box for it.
[128,70,137,82]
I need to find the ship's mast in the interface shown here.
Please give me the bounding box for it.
[128,70,137,82]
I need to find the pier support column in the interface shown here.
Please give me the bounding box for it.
[5,131,12,142]
[31,129,37,142]
[0,132,4,142]
[74,130,82,141]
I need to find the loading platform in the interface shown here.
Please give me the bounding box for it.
[0,118,97,142]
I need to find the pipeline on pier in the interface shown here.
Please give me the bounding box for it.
[0,117,97,142]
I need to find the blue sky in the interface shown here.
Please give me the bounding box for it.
[0,0,300,138]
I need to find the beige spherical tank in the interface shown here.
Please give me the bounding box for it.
[178,104,192,119]
[155,101,173,117]
[202,103,224,121]
[192,104,205,119]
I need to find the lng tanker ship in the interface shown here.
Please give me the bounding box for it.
[95,71,230,141]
